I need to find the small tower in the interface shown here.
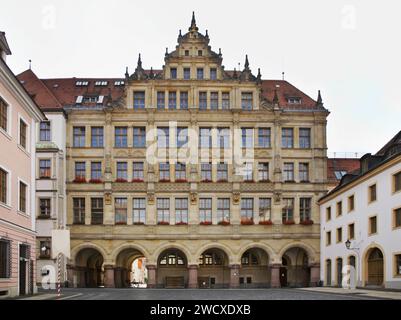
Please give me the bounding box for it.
[189,11,199,32]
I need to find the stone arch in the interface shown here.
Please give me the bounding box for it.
[195,243,235,265]
[237,242,276,264]
[152,243,192,265]
[110,243,151,264]
[362,244,386,287]
[277,242,318,264]
[70,243,108,265]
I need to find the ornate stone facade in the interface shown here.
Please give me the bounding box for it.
[64,13,328,289]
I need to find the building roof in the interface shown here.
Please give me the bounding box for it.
[0,31,12,55]
[18,69,323,112]
[327,158,361,185]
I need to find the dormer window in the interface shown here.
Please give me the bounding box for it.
[198,50,203,56]
[95,81,108,86]
[75,81,89,87]
[114,81,125,86]
[197,68,204,80]
[287,97,302,104]
[210,68,217,80]
[170,68,177,79]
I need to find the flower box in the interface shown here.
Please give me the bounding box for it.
[300,219,314,225]
[244,180,255,183]
[241,219,255,225]
[200,221,212,225]
[175,222,188,226]
[115,178,128,183]
[115,222,127,225]
[201,179,213,183]
[217,179,228,183]
[283,220,295,225]
[132,179,144,183]
[89,179,103,184]
[157,221,170,225]
[259,220,273,225]
[159,179,170,183]
[133,222,145,225]
[218,221,230,226]
[175,179,188,183]
[259,179,271,183]
[73,177,86,183]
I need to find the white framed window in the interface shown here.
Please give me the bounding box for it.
[18,114,29,152]
[17,177,29,215]
[0,95,12,137]
[0,164,11,207]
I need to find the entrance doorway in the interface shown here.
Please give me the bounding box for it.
[366,248,384,286]
[19,244,30,295]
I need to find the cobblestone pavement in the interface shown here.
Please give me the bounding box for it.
[22,287,391,300]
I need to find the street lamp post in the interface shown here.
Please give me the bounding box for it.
[345,239,361,288]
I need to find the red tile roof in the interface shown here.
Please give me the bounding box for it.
[17,69,323,111]
[327,158,360,185]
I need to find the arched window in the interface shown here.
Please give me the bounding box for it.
[199,251,224,266]
[159,251,185,266]
[241,251,259,265]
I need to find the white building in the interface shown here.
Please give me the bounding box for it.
[17,69,68,287]
[319,131,401,289]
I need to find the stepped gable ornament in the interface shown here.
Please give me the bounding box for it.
[129,53,148,81]
[315,90,324,107]
[239,54,257,82]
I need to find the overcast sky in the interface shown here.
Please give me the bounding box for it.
[1,0,400,156]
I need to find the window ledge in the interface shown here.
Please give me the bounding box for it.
[17,144,30,157]
[0,127,11,141]
[17,210,30,218]
[0,202,11,210]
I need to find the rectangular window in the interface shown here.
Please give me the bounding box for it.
[19,119,27,149]
[258,128,271,148]
[175,163,186,181]
[133,198,146,224]
[168,91,177,110]
[180,92,188,109]
[39,240,51,259]
[217,128,230,149]
[157,91,165,109]
[244,163,253,181]
[91,198,103,225]
[259,198,272,221]
[197,68,204,80]
[39,159,51,178]
[326,207,332,221]
[348,223,355,240]
[199,198,212,223]
[369,216,377,235]
[394,172,401,193]
[241,198,254,221]
[241,128,253,148]
[183,68,191,80]
[157,127,169,148]
[217,198,230,223]
[337,201,343,216]
[75,162,86,180]
[282,128,294,148]
[133,127,146,148]
[299,128,311,148]
[175,198,188,224]
[326,231,332,246]
[241,92,253,110]
[176,127,188,148]
[283,163,294,182]
[282,198,294,223]
[91,162,102,180]
[157,198,170,223]
[210,68,217,80]
[73,198,85,224]
[0,97,8,132]
[170,68,177,79]
[258,163,269,181]
[0,168,7,204]
[217,163,228,181]
[199,128,212,148]
[300,198,312,222]
[115,198,127,225]
[133,162,144,181]
[40,121,51,141]
[210,92,219,110]
[117,162,128,181]
[348,195,355,212]
[73,127,86,148]
[394,208,401,228]
[39,198,51,217]
[115,127,128,148]
[222,92,230,110]
[299,163,309,182]
[201,163,212,181]
[91,127,104,148]
[369,184,377,203]
[337,227,343,243]
[199,91,207,110]
[0,239,11,278]
[159,163,170,181]
[395,254,401,276]
[133,91,145,109]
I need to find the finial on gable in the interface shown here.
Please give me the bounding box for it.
[316,90,324,107]
[189,11,199,32]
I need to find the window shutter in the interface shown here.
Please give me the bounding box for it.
[76,96,83,104]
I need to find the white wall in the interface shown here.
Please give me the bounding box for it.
[320,159,401,289]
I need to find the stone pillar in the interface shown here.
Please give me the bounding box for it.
[229,264,240,289]
[66,264,77,288]
[147,265,157,288]
[270,264,281,288]
[188,265,199,289]
[309,263,321,287]
[103,265,115,288]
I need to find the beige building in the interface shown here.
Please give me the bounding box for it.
[25,14,330,289]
